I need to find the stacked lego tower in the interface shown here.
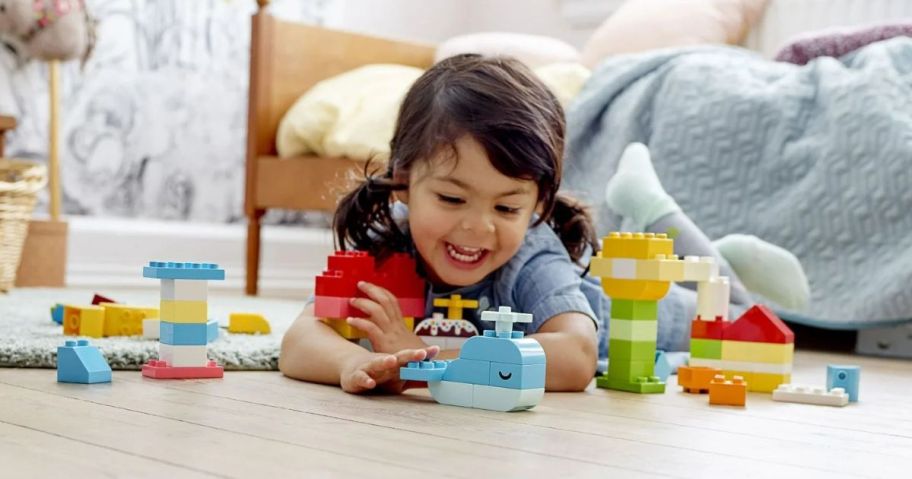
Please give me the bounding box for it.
[689,304,794,392]
[315,251,425,339]
[590,233,720,393]
[141,261,225,379]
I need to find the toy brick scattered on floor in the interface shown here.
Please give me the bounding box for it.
[57,339,112,384]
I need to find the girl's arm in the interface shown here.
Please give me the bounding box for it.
[279,304,436,392]
[529,312,598,392]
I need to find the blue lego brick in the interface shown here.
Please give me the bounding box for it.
[400,360,448,382]
[654,350,673,382]
[827,364,860,402]
[51,303,64,324]
[143,261,225,281]
[160,321,209,345]
[207,319,219,342]
[57,339,112,384]
[441,358,490,386]
[460,335,545,365]
[488,362,545,390]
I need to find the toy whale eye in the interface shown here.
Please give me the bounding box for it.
[498,371,512,380]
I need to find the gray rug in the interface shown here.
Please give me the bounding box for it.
[0,288,306,370]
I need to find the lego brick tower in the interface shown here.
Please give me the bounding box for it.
[141,261,225,379]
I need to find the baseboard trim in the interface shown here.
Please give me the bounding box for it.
[64,217,334,297]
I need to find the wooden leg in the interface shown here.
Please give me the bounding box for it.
[246,210,265,296]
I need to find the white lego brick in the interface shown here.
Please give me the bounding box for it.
[611,258,637,279]
[472,385,544,412]
[772,384,849,407]
[428,380,474,408]
[161,279,208,301]
[697,276,730,320]
[143,318,160,339]
[158,344,209,367]
[681,256,719,282]
[688,357,724,369]
[724,359,792,375]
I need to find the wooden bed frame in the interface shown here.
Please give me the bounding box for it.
[0,115,15,157]
[245,0,435,294]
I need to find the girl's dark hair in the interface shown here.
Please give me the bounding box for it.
[333,54,599,264]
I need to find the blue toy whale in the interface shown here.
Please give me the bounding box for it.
[401,306,546,412]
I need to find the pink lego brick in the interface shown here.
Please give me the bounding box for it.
[314,296,365,319]
[724,305,794,344]
[141,359,224,379]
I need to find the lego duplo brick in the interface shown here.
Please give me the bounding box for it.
[160,279,208,301]
[102,304,159,337]
[471,384,544,412]
[722,340,794,364]
[160,321,210,345]
[158,344,209,367]
[142,360,224,379]
[678,365,720,393]
[826,365,860,402]
[610,299,658,321]
[606,359,655,382]
[696,276,730,321]
[691,317,727,340]
[57,339,112,384]
[143,261,225,281]
[228,313,271,334]
[487,362,546,390]
[63,305,105,338]
[443,358,491,385]
[680,256,719,282]
[609,318,659,342]
[608,338,657,361]
[91,293,117,305]
[159,300,207,324]
[460,336,546,365]
[375,252,425,299]
[600,277,671,301]
[723,304,794,344]
[433,294,479,320]
[709,375,746,406]
[723,369,789,393]
[601,232,673,259]
[772,384,849,407]
[690,338,723,360]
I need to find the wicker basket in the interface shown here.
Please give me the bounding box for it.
[0,159,48,292]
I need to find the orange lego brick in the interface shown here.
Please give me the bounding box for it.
[678,365,720,394]
[709,374,747,406]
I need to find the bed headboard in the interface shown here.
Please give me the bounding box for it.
[246,0,436,158]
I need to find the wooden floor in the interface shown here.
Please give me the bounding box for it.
[1,350,909,478]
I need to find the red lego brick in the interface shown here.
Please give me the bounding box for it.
[327,250,375,275]
[314,296,366,319]
[723,305,794,344]
[376,253,425,299]
[142,359,224,379]
[91,293,117,305]
[314,251,426,319]
[691,316,727,340]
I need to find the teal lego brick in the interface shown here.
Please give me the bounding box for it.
[611,299,658,321]
[143,261,225,281]
[57,339,112,384]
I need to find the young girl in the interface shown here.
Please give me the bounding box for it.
[278,54,805,394]
[280,54,604,393]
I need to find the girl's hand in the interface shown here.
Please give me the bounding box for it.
[340,346,440,394]
[347,281,427,354]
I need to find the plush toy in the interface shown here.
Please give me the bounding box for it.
[0,0,95,66]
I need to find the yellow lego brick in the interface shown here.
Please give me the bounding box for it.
[62,305,105,338]
[724,370,789,393]
[635,255,686,282]
[102,304,159,337]
[228,313,271,334]
[609,318,658,342]
[159,299,207,324]
[722,340,794,364]
[601,277,671,301]
[601,232,673,259]
[432,295,478,320]
[323,317,415,340]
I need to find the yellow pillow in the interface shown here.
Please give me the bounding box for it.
[276,64,424,161]
[581,0,769,68]
[533,63,592,109]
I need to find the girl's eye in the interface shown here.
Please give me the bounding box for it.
[437,194,464,205]
[496,205,521,215]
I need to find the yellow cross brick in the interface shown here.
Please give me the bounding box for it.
[433,294,478,320]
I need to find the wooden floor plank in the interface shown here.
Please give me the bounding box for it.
[0,421,215,478]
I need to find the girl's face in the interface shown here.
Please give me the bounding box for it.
[400,135,540,288]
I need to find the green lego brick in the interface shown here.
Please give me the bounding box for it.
[609,339,657,361]
[611,299,658,321]
[607,359,654,381]
[596,374,666,393]
[690,338,723,360]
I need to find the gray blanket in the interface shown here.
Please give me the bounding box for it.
[564,38,912,329]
